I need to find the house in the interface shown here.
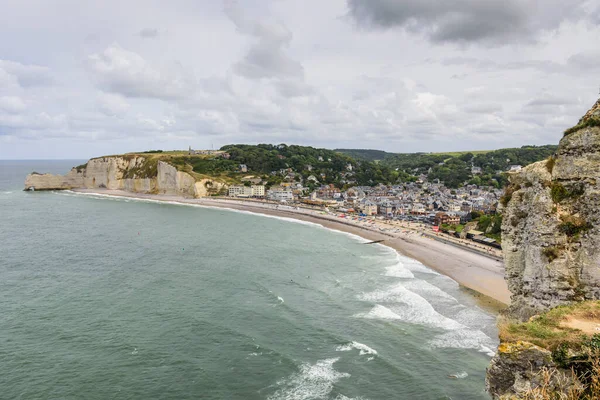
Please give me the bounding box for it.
[508,165,523,172]
[239,164,248,173]
[378,200,394,216]
[346,163,353,171]
[434,212,461,226]
[361,200,378,216]
[471,166,482,175]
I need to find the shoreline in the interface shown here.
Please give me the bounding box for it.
[71,189,511,306]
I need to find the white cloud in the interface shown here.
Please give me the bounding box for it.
[86,44,197,100]
[0,96,26,113]
[0,60,53,88]
[97,92,130,116]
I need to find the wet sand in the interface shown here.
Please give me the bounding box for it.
[72,189,511,306]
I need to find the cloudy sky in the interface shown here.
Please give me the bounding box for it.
[1,0,599,159]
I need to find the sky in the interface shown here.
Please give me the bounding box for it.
[1,0,599,159]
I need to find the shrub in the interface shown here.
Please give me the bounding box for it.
[558,215,592,238]
[500,184,520,207]
[551,182,585,203]
[564,117,600,137]
[75,163,87,172]
[542,246,561,262]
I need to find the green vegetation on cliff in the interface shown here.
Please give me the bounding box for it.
[499,301,600,352]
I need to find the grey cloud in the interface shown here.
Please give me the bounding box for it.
[346,0,588,44]
[567,50,600,71]
[225,0,304,79]
[233,42,304,79]
[138,28,159,39]
[526,95,574,107]
[463,103,503,114]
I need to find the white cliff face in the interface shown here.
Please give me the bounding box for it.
[24,156,225,198]
[24,170,84,190]
[502,119,600,321]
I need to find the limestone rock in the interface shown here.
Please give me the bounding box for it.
[486,341,577,399]
[24,156,226,198]
[502,106,600,320]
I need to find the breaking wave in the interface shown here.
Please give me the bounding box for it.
[267,358,350,400]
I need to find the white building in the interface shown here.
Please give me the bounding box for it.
[251,185,265,198]
[267,187,294,202]
[228,185,265,198]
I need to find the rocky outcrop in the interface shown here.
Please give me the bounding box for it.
[502,109,600,321]
[24,156,226,198]
[486,342,578,399]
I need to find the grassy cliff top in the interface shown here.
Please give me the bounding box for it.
[499,301,600,350]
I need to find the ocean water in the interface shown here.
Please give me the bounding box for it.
[0,161,498,399]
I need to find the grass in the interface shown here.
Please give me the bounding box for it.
[498,301,600,351]
[122,158,159,179]
[520,353,600,400]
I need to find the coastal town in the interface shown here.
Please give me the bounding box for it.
[225,169,505,250]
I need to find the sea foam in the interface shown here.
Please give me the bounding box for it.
[357,280,497,356]
[267,358,350,400]
[336,341,378,356]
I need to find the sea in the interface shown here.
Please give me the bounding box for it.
[0,160,498,400]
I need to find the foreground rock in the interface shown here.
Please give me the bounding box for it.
[24,156,225,198]
[486,341,578,398]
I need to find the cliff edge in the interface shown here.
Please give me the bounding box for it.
[24,155,226,198]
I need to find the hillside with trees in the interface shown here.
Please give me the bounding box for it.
[336,145,557,188]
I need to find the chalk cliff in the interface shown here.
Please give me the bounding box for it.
[487,100,600,399]
[501,101,600,320]
[24,156,226,198]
